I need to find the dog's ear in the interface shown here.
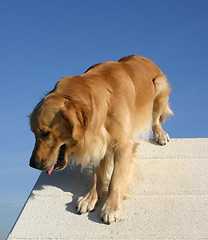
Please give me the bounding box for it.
[60,100,88,141]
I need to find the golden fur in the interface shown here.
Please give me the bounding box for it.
[30,55,173,224]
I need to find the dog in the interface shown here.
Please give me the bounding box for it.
[29,55,173,224]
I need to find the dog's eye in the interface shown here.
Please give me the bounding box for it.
[40,131,50,137]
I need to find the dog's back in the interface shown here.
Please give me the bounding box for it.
[55,55,172,142]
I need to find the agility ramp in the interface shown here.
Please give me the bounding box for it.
[8,138,208,240]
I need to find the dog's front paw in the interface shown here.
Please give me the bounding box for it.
[77,190,98,214]
[101,198,122,224]
[153,128,170,145]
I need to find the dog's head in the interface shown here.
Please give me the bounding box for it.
[29,93,88,174]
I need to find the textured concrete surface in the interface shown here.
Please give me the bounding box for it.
[8,138,208,240]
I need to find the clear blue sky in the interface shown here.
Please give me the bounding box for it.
[0,0,208,239]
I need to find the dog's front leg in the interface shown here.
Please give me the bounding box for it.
[101,142,132,224]
[77,170,98,214]
[77,156,110,214]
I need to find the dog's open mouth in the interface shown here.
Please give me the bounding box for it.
[46,144,66,175]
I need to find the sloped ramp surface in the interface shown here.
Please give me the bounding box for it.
[8,139,208,240]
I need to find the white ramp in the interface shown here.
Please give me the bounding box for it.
[8,139,208,240]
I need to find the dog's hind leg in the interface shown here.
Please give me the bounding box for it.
[152,75,173,145]
[77,155,111,214]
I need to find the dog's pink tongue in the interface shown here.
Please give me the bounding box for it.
[46,166,54,175]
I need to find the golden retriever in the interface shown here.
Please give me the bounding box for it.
[30,55,173,224]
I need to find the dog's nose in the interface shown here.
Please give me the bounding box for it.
[29,156,41,170]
